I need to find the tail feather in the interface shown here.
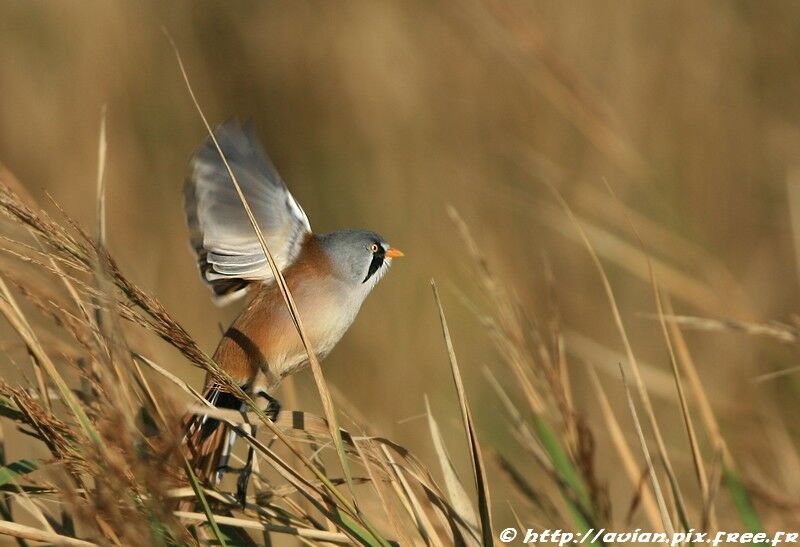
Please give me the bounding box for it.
[181,384,245,486]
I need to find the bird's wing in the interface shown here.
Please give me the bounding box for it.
[184,120,311,304]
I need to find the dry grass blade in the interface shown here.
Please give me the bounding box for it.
[6,483,54,537]
[643,314,797,344]
[26,348,49,416]
[618,365,674,535]
[132,352,208,404]
[0,520,96,547]
[424,395,480,535]
[174,512,350,544]
[381,444,444,547]
[787,169,800,290]
[585,364,662,530]
[751,365,800,383]
[662,297,724,453]
[95,104,107,246]
[431,280,494,546]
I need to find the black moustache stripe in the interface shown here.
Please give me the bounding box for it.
[363,253,385,283]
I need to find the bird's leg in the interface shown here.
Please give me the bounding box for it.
[205,385,246,484]
[236,424,256,507]
[236,392,280,506]
[215,427,238,485]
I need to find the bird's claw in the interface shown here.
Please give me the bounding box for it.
[265,394,281,422]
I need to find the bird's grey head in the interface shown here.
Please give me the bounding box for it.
[318,230,402,291]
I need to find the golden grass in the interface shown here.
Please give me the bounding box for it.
[0,159,793,543]
[0,2,799,544]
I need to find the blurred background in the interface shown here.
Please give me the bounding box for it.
[1,0,799,534]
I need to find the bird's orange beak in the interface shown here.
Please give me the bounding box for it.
[385,247,404,258]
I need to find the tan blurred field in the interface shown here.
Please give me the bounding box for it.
[1,1,799,544]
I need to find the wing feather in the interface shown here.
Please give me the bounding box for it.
[184,120,311,304]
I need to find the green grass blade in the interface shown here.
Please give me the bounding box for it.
[722,466,766,543]
[0,396,24,422]
[337,511,387,547]
[532,416,599,538]
[0,460,38,487]
[0,459,38,547]
[182,460,228,547]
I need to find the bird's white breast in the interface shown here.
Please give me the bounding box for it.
[264,275,365,380]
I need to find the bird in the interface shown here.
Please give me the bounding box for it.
[181,120,403,502]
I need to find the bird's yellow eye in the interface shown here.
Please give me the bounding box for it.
[370,243,379,253]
